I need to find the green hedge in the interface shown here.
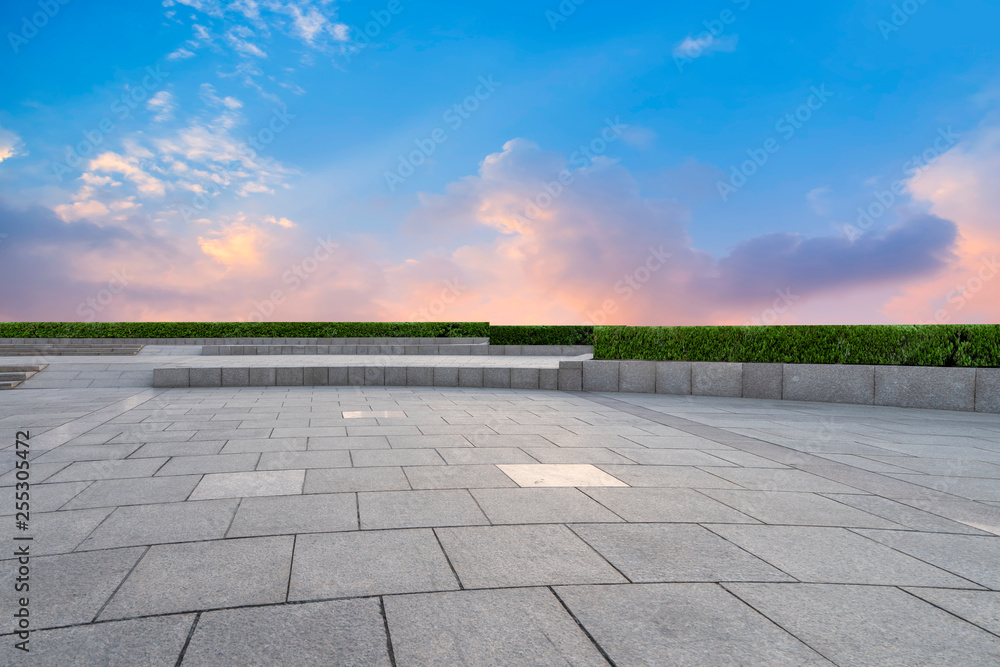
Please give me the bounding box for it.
[488,325,594,346]
[594,325,1000,367]
[0,322,490,339]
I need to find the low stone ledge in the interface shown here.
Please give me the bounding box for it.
[783,364,875,405]
[693,362,742,398]
[875,366,976,411]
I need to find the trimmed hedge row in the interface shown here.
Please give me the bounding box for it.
[0,322,490,339]
[488,325,594,346]
[594,325,1000,367]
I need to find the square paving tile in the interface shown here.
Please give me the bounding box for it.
[0,547,145,629]
[358,489,488,529]
[570,523,794,583]
[556,583,831,666]
[62,476,201,510]
[854,529,1000,589]
[436,524,627,588]
[0,615,195,667]
[289,529,458,600]
[582,487,758,523]
[99,536,294,619]
[78,499,239,550]
[698,490,903,528]
[385,588,608,666]
[227,492,358,537]
[707,525,982,587]
[497,463,628,487]
[189,470,304,500]
[305,466,410,493]
[470,487,625,524]
[727,583,1000,666]
[403,464,519,489]
[183,598,391,666]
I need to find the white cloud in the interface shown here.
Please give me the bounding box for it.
[0,126,25,163]
[807,186,833,216]
[673,33,738,59]
[88,152,167,197]
[54,199,110,222]
[147,91,178,122]
[264,215,296,228]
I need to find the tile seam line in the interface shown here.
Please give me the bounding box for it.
[24,388,167,452]
[574,392,1000,530]
[896,585,1000,641]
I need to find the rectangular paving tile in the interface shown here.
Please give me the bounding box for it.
[556,583,831,666]
[129,441,226,458]
[387,434,471,449]
[612,448,735,466]
[727,583,1000,666]
[436,447,537,465]
[189,470,304,500]
[183,599,391,666]
[307,435,390,450]
[596,464,742,489]
[571,523,794,583]
[471,487,625,525]
[903,588,1000,636]
[305,467,410,493]
[99,536,294,619]
[707,524,982,587]
[0,615,196,667]
[227,492,358,537]
[465,434,555,448]
[289,529,458,599]
[0,547,145,629]
[519,447,636,465]
[497,463,628,488]
[703,467,865,493]
[154,453,259,476]
[219,437,307,454]
[0,508,112,557]
[77,499,239,550]
[436,524,627,588]
[256,450,351,470]
[359,489,488,529]
[350,448,446,467]
[44,458,167,483]
[385,588,608,666]
[403,464,519,490]
[698,489,903,528]
[820,493,993,535]
[62,476,200,510]
[34,444,141,463]
[582,487,758,523]
[854,529,1000,589]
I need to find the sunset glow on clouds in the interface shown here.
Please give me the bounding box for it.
[1,1,998,324]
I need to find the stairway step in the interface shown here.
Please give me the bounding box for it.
[0,381,19,390]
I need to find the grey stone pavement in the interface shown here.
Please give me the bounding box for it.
[1,351,1000,665]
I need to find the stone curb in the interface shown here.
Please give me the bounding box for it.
[153,360,999,413]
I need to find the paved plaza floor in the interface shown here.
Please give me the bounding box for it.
[2,351,1000,665]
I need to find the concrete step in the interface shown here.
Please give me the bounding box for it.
[0,372,31,382]
[0,381,19,390]
[0,346,143,356]
[0,365,47,389]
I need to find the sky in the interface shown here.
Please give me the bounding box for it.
[0,0,998,325]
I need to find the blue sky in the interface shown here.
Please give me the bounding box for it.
[1,0,998,324]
